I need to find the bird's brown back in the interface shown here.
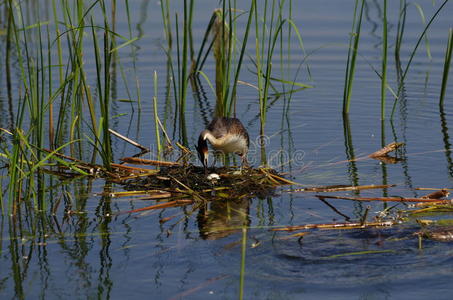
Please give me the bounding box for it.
[207,117,249,147]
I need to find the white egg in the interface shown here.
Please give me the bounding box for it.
[207,173,220,181]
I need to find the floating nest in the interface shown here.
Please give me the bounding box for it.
[42,151,294,202]
[121,165,293,200]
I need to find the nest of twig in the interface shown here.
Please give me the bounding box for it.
[121,165,291,200]
[42,150,294,205]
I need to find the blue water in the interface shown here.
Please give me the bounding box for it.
[1,0,453,299]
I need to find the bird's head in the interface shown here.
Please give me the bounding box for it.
[195,131,209,169]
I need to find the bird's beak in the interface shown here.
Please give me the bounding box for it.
[202,153,208,170]
[196,135,209,170]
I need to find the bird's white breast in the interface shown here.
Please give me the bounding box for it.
[212,135,247,155]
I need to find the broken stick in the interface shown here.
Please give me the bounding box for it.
[368,142,404,158]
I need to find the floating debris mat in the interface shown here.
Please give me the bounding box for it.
[120,165,295,200]
[40,151,294,201]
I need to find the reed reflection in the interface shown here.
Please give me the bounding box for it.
[342,114,364,217]
[95,184,114,299]
[439,104,453,178]
[342,114,359,190]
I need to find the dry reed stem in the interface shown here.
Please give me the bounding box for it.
[368,142,404,158]
[42,149,151,177]
[408,204,453,213]
[110,163,154,173]
[120,156,182,166]
[101,190,170,197]
[290,184,395,193]
[137,192,174,200]
[278,232,310,240]
[317,195,449,203]
[119,199,194,215]
[108,129,149,151]
[42,148,85,163]
[271,220,396,232]
[421,189,450,199]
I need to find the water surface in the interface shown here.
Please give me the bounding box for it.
[1,1,453,299]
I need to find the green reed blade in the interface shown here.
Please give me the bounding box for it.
[413,3,432,60]
[440,28,453,106]
[392,0,449,119]
[153,71,162,157]
[192,13,217,73]
[342,0,365,115]
[228,0,255,115]
[395,0,407,59]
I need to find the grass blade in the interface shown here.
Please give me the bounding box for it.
[440,28,453,106]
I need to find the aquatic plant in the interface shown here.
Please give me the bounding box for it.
[440,28,453,106]
[1,0,138,213]
[342,0,365,114]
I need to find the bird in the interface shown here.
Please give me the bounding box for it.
[196,117,249,169]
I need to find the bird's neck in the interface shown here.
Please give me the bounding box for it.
[202,130,222,147]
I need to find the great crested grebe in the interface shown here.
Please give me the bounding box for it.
[196,117,249,169]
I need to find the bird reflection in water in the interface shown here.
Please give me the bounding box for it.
[197,198,251,240]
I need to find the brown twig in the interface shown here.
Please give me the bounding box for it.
[421,189,450,199]
[42,148,85,163]
[409,203,453,212]
[265,170,301,185]
[278,232,310,240]
[118,199,194,215]
[109,129,149,151]
[120,156,181,166]
[290,184,395,193]
[159,215,177,224]
[157,117,173,148]
[176,142,191,154]
[271,220,396,232]
[368,142,404,158]
[137,192,174,200]
[101,190,170,197]
[110,163,151,172]
[316,195,449,203]
[415,187,453,191]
